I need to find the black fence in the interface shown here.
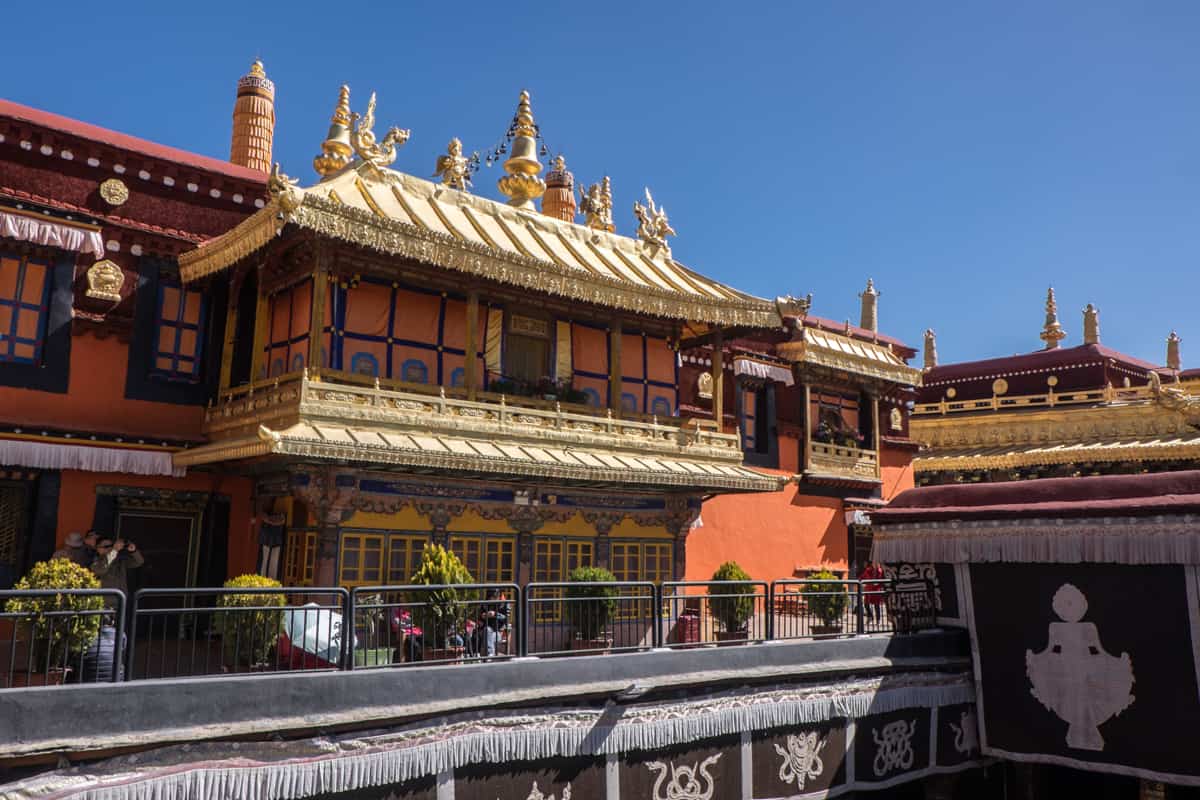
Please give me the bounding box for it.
[0,589,125,688]
[0,578,935,687]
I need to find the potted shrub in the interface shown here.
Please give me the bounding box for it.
[407,544,475,662]
[708,561,755,645]
[215,574,286,670]
[802,569,848,637]
[565,566,618,652]
[4,559,105,685]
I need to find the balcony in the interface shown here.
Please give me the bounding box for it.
[180,372,784,492]
[805,440,880,483]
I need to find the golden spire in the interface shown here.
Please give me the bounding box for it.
[923,329,937,371]
[1167,331,1182,371]
[1039,287,1067,350]
[859,278,879,333]
[1082,303,1100,345]
[230,59,275,174]
[497,90,546,210]
[313,85,354,178]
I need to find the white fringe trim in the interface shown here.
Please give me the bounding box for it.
[873,515,1200,564]
[0,440,184,478]
[4,673,973,800]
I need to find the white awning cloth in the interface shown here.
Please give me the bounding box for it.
[733,356,795,386]
[0,208,105,257]
[0,439,184,477]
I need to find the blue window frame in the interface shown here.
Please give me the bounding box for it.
[151,282,206,381]
[0,254,51,365]
[402,359,429,384]
[650,397,672,418]
[350,352,379,376]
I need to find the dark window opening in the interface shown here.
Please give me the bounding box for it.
[229,270,259,387]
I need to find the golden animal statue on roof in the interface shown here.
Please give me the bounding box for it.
[633,187,677,256]
[433,138,474,191]
[579,176,614,232]
[268,162,301,212]
[350,92,410,170]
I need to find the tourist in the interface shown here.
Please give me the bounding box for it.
[859,562,886,626]
[90,538,145,598]
[52,532,92,567]
[475,589,509,658]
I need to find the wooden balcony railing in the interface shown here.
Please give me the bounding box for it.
[805,441,880,482]
[205,371,742,464]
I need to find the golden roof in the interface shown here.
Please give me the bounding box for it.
[179,160,776,327]
[914,433,1200,472]
[776,326,923,386]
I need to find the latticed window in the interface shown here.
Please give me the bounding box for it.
[386,535,427,584]
[339,533,385,586]
[532,538,594,621]
[450,535,515,584]
[153,282,206,381]
[0,254,50,364]
[283,530,317,587]
[611,540,673,619]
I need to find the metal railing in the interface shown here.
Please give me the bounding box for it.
[524,581,658,656]
[0,579,937,689]
[349,584,520,667]
[127,587,348,680]
[660,580,771,648]
[0,589,125,687]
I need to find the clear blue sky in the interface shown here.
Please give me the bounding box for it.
[6,2,1198,366]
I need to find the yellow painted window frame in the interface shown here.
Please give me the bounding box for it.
[283,529,317,587]
[449,534,516,584]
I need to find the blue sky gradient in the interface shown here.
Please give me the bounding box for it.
[6,1,1198,366]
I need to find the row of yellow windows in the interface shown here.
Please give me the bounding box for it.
[280,531,673,589]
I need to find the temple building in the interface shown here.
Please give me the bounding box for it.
[910,289,1200,487]
[678,283,923,581]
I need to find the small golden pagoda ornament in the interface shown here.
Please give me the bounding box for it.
[497,90,546,210]
[1039,287,1067,350]
[313,85,353,178]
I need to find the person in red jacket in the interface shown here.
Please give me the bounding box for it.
[858,562,886,626]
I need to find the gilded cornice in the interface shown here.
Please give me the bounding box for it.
[777,338,922,388]
[180,190,778,327]
[911,400,1200,472]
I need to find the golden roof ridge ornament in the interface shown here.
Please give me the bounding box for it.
[633,187,676,258]
[924,329,938,371]
[1040,287,1067,350]
[350,91,410,173]
[1083,303,1100,345]
[859,278,879,332]
[433,137,477,191]
[579,175,614,232]
[313,85,354,178]
[775,292,812,320]
[1167,330,1182,372]
[268,162,301,213]
[497,90,546,210]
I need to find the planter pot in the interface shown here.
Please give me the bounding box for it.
[570,637,613,655]
[811,624,843,639]
[425,646,465,664]
[8,667,70,687]
[715,629,749,646]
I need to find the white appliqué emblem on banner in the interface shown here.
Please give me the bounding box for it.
[647,753,721,800]
[516,782,570,800]
[774,731,826,789]
[872,719,917,777]
[950,709,978,755]
[1025,583,1135,751]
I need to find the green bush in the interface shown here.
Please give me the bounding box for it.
[707,561,754,633]
[215,574,286,667]
[406,545,475,642]
[565,566,618,640]
[802,569,848,626]
[4,559,104,667]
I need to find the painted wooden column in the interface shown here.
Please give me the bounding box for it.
[465,290,479,400]
[249,266,270,383]
[508,509,545,586]
[609,318,623,417]
[218,278,239,391]
[308,254,328,376]
[870,393,881,478]
[711,329,724,430]
[802,381,812,471]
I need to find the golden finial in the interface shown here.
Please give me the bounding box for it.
[313,85,353,178]
[249,59,266,78]
[633,187,677,257]
[542,154,576,221]
[1083,303,1100,345]
[859,278,879,333]
[433,137,474,191]
[1039,287,1067,350]
[923,329,938,370]
[497,89,546,210]
[1167,331,1182,371]
[349,91,410,171]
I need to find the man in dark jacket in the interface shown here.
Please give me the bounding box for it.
[90,538,144,598]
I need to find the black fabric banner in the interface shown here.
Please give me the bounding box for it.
[853,707,932,785]
[752,719,847,797]
[456,756,604,800]
[620,735,742,799]
[970,562,1200,781]
[936,702,980,767]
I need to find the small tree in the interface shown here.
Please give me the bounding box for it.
[707,561,754,633]
[5,559,104,669]
[802,569,848,627]
[215,574,286,667]
[406,545,475,645]
[565,566,618,640]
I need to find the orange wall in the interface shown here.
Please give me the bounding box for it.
[55,470,256,578]
[0,334,205,439]
[688,471,848,584]
[880,444,915,500]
